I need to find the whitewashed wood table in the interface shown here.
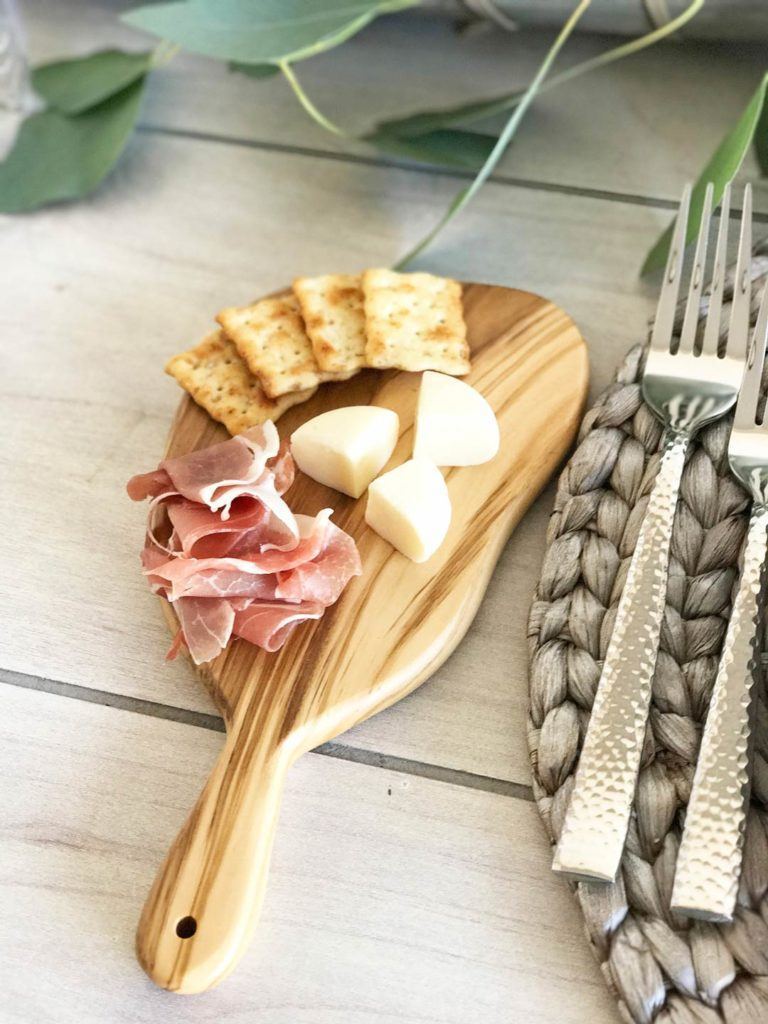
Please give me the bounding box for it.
[2,5,767,1022]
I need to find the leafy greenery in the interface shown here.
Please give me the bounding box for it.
[123,0,418,65]
[753,80,768,176]
[364,128,495,170]
[375,90,522,140]
[642,72,768,275]
[31,48,153,114]
[370,0,706,144]
[230,61,280,79]
[0,0,415,213]
[395,0,592,268]
[1,0,764,277]
[0,79,146,212]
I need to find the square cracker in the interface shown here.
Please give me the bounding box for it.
[293,273,366,374]
[165,330,315,435]
[216,293,353,398]
[362,269,470,375]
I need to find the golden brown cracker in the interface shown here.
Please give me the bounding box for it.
[293,273,366,374]
[165,330,315,435]
[216,293,353,398]
[362,269,470,375]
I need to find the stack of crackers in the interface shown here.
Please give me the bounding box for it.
[166,269,470,435]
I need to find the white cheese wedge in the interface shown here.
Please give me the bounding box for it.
[291,406,399,498]
[413,370,499,466]
[365,458,451,563]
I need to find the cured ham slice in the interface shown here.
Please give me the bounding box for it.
[233,601,325,653]
[150,511,334,601]
[128,423,361,664]
[276,522,361,606]
[127,424,298,535]
[126,468,172,503]
[171,597,235,666]
[166,498,269,558]
[160,423,280,505]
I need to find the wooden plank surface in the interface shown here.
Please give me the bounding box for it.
[3,7,760,1017]
[19,2,768,206]
[0,683,618,1023]
[0,124,669,784]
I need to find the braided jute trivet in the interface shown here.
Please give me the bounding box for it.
[527,242,768,1024]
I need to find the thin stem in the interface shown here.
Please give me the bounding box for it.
[394,0,592,269]
[279,60,350,138]
[535,0,706,102]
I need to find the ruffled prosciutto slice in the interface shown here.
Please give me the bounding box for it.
[128,422,362,665]
[127,423,277,499]
[146,511,334,601]
[127,430,292,504]
[171,597,235,666]
[127,424,297,535]
[167,498,269,558]
[276,521,362,605]
[127,468,172,503]
[232,601,325,653]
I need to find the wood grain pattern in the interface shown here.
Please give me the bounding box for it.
[135,283,588,993]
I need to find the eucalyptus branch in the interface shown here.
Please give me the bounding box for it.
[380,0,706,137]
[279,61,351,139]
[394,0,592,269]
[534,0,706,104]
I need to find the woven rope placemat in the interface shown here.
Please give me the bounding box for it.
[527,243,768,1024]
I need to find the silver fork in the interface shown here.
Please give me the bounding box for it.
[553,182,752,883]
[671,279,768,922]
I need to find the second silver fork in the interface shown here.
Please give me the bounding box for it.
[671,280,768,922]
[553,182,752,883]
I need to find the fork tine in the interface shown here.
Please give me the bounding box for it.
[735,281,768,429]
[650,183,691,353]
[701,182,732,355]
[678,182,714,354]
[725,184,753,359]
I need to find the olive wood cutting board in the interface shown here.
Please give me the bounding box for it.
[135,282,589,994]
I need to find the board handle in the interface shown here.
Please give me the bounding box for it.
[135,704,289,993]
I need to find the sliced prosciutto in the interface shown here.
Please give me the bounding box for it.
[128,423,361,664]
[127,423,298,539]
[173,597,235,666]
[275,521,362,606]
[233,601,325,653]
[149,512,334,601]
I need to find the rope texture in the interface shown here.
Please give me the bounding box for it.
[527,242,768,1024]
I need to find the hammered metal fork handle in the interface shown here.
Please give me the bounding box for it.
[671,504,768,921]
[553,427,689,882]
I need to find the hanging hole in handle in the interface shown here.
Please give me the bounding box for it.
[176,915,197,939]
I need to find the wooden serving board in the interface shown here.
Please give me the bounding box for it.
[135,283,588,994]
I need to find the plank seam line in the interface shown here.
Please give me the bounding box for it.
[0,667,534,802]
[135,122,768,221]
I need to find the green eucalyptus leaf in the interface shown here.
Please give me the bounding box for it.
[754,84,768,176]
[365,127,495,170]
[32,48,153,115]
[123,0,418,65]
[642,72,768,276]
[374,90,521,139]
[229,61,280,78]
[0,78,146,213]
